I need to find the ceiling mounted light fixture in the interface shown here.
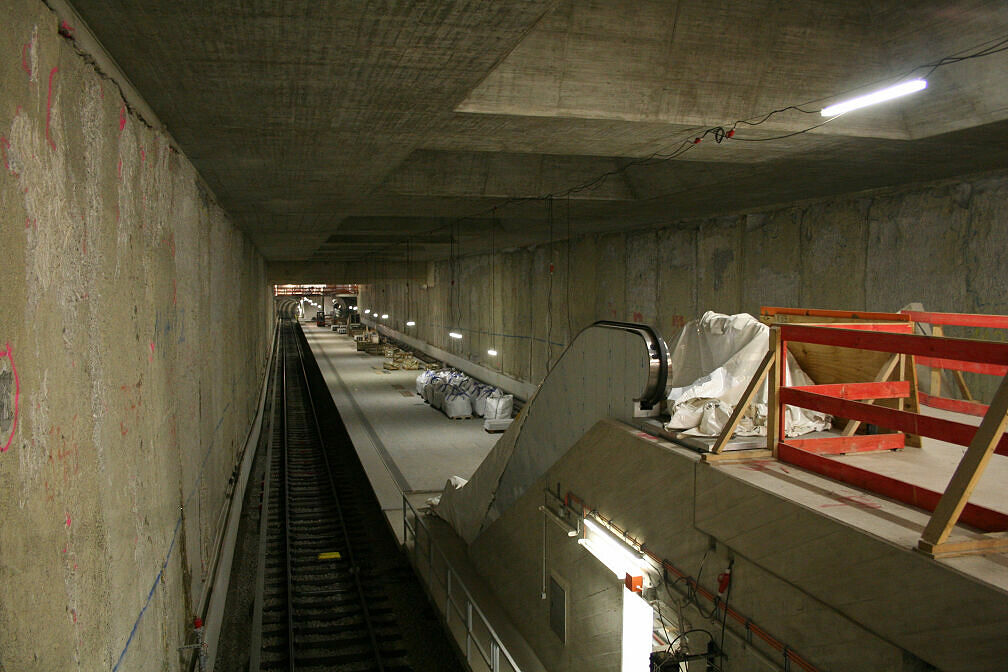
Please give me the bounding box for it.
[821,79,926,117]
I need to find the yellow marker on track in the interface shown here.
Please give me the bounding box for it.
[317,551,342,560]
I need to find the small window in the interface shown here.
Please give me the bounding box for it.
[549,574,566,643]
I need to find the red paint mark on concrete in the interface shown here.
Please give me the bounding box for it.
[1,343,20,453]
[632,311,643,322]
[58,21,75,39]
[71,609,77,624]
[119,421,127,437]
[821,495,882,510]
[140,148,146,163]
[172,279,177,305]
[20,44,31,75]
[0,136,15,176]
[148,342,155,362]
[45,67,58,151]
[65,513,72,527]
[117,158,122,180]
[119,104,127,132]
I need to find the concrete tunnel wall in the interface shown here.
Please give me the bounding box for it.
[0,2,273,670]
[360,168,1008,398]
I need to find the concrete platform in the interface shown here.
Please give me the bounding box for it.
[301,323,499,538]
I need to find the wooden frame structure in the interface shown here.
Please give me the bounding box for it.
[706,308,1008,558]
[901,310,1008,418]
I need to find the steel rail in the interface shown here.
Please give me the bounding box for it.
[291,323,388,672]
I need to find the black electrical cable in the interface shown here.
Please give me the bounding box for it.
[364,30,1008,262]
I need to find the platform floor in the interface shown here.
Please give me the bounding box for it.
[302,324,499,538]
[304,321,1007,587]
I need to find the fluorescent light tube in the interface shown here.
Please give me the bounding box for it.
[381,314,388,319]
[821,79,926,117]
[449,332,463,339]
[406,321,416,326]
[487,349,498,356]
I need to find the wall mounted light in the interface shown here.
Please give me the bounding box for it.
[406,321,416,327]
[487,349,498,356]
[381,314,388,319]
[449,332,463,339]
[821,79,926,117]
[579,517,650,581]
[364,309,371,314]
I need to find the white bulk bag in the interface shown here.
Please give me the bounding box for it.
[444,391,473,419]
[485,391,513,420]
[472,386,494,417]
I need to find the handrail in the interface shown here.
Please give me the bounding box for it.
[402,496,525,672]
[900,310,1008,417]
[765,323,1008,558]
[578,320,671,408]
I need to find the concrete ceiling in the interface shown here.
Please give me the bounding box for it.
[67,0,1008,271]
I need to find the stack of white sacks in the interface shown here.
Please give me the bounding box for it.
[415,369,513,420]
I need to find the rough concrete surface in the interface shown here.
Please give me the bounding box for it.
[0,2,271,669]
[360,169,1008,401]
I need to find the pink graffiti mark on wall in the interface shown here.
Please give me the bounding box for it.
[45,66,58,151]
[1,136,16,176]
[119,104,126,132]
[117,158,122,180]
[1,343,20,453]
[58,21,75,39]
[148,342,155,362]
[20,44,31,75]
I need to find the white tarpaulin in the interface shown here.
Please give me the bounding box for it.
[665,311,831,437]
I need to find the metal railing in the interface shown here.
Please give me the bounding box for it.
[402,496,522,672]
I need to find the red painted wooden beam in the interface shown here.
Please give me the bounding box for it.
[791,381,910,400]
[916,356,1008,377]
[918,392,989,418]
[761,307,909,322]
[779,388,1008,455]
[778,325,1008,366]
[901,311,1008,329]
[777,443,1008,532]
[787,434,905,455]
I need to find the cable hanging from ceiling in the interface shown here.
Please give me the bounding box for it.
[372,31,1008,268]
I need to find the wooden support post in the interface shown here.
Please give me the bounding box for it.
[842,353,901,437]
[766,327,782,457]
[918,373,1008,553]
[953,370,974,402]
[904,353,922,447]
[929,324,943,398]
[709,350,774,455]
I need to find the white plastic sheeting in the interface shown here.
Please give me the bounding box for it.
[665,312,830,437]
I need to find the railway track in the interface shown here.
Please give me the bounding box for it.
[250,321,415,671]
